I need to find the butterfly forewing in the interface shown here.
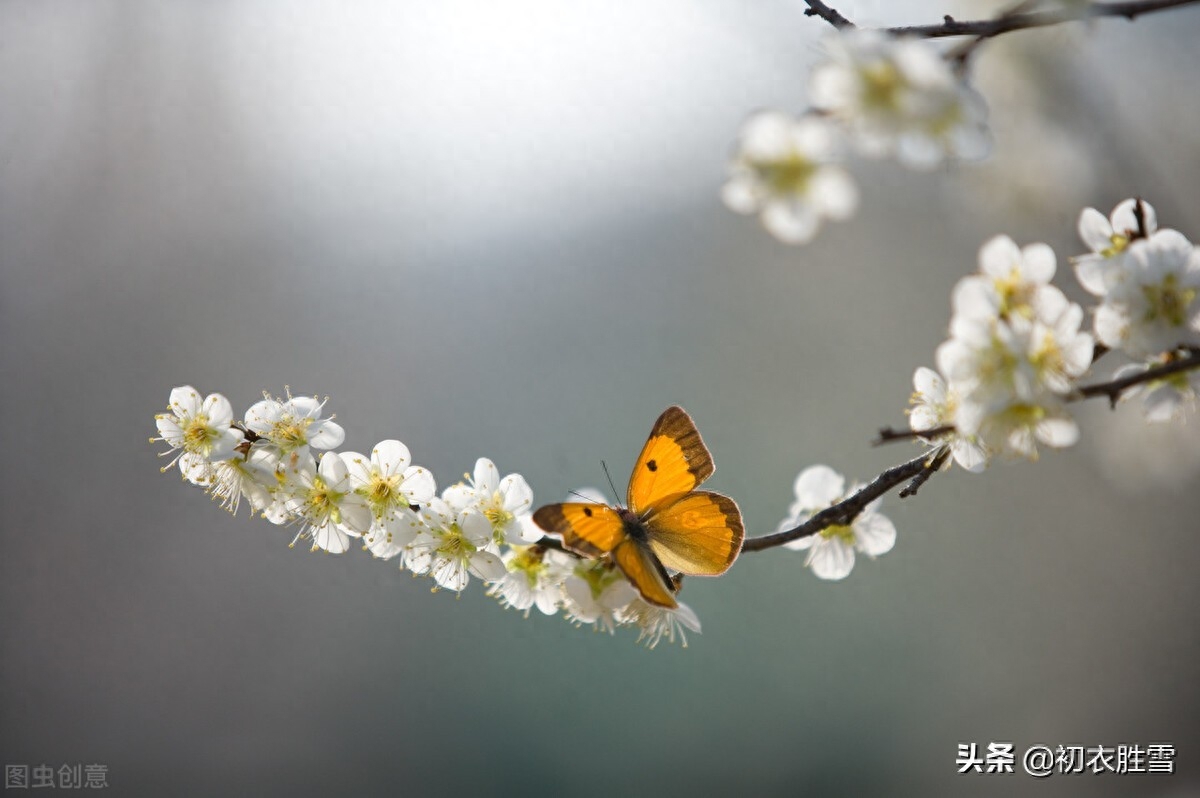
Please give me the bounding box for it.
[531,502,625,557]
[646,491,744,576]
[612,539,678,608]
[626,405,715,514]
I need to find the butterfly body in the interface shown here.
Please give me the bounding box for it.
[616,507,649,542]
[533,406,744,608]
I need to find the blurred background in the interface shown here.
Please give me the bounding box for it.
[2,0,1199,795]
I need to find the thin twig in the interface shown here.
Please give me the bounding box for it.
[874,424,954,445]
[875,347,1200,442]
[1072,346,1200,407]
[886,0,1200,39]
[741,450,939,552]
[751,346,1200,552]
[1133,197,1150,239]
[534,537,570,555]
[900,446,950,498]
[946,0,1040,66]
[802,0,856,29]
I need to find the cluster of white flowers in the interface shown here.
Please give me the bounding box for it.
[777,198,1200,579]
[911,198,1199,470]
[1075,200,1200,421]
[935,234,1095,461]
[724,29,990,243]
[153,388,701,648]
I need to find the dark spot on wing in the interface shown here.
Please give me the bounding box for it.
[646,460,658,472]
[583,507,593,517]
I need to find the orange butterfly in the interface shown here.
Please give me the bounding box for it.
[532,406,744,608]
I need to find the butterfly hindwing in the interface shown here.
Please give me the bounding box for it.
[646,491,744,576]
[626,405,715,514]
[531,502,625,558]
[612,538,678,608]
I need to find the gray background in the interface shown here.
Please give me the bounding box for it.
[3,0,1199,795]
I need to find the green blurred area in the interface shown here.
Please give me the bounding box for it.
[2,1,1199,795]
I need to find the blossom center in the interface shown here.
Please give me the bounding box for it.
[993,267,1035,320]
[182,414,215,455]
[997,402,1046,428]
[367,472,404,509]
[751,154,818,195]
[305,475,343,524]
[924,100,964,137]
[437,525,475,558]
[1030,330,1065,380]
[577,563,620,600]
[484,493,514,531]
[977,332,1020,388]
[860,61,902,111]
[1100,233,1129,259]
[1142,274,1195,328]
[271,418,311,452]
[509,546,547,587]
[819,524,855,544]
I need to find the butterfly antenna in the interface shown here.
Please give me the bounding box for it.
[566,489,600,504]
[601,460,622,507]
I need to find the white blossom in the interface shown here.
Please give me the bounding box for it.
[283,453,371,554]
[722,111,858,244]
[937,302,1093,460]
[1074,198,1158,297]
[1112,357,1199,423]
[244,391,345,463]
[781,465,896,581]
[154,386,244,470]
[208,448,279,516]
[406,498,507,593]
[908,366,988,472]
[342,440,436,558]
[1092,230,1200,357]
[810,29,990,169]
[952,235,1061,324]
[562,562,638,633]
[622,598,702,649]
[442,458,539,546]
[487,546,575,616]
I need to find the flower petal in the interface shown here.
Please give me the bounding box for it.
[1021,243,1056,284]
[371,440,411,475]
[307,420,345,450]
[854,512,896,556]
[1110,198,1155,239]
[473,458,500,493]
[913,366,945,400]
[468,551,508,582]
[1078,207,1113,253]
[793,465,845,509]
[807,539,855,580]
[979,235,1022,280]
[401,466,437,505]
[169,386,203,417]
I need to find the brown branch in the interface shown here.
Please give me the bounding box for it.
[874,424,954,445]
[874,346,1200,443]
[741,450,942,552]
[945,0,1040,66]
[802,0,856,29]
[1132,197,1152,240]
[886,0,1200,40]
[1072,346,1200,407]
[900,446,951,498]
[233,422,262,443]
